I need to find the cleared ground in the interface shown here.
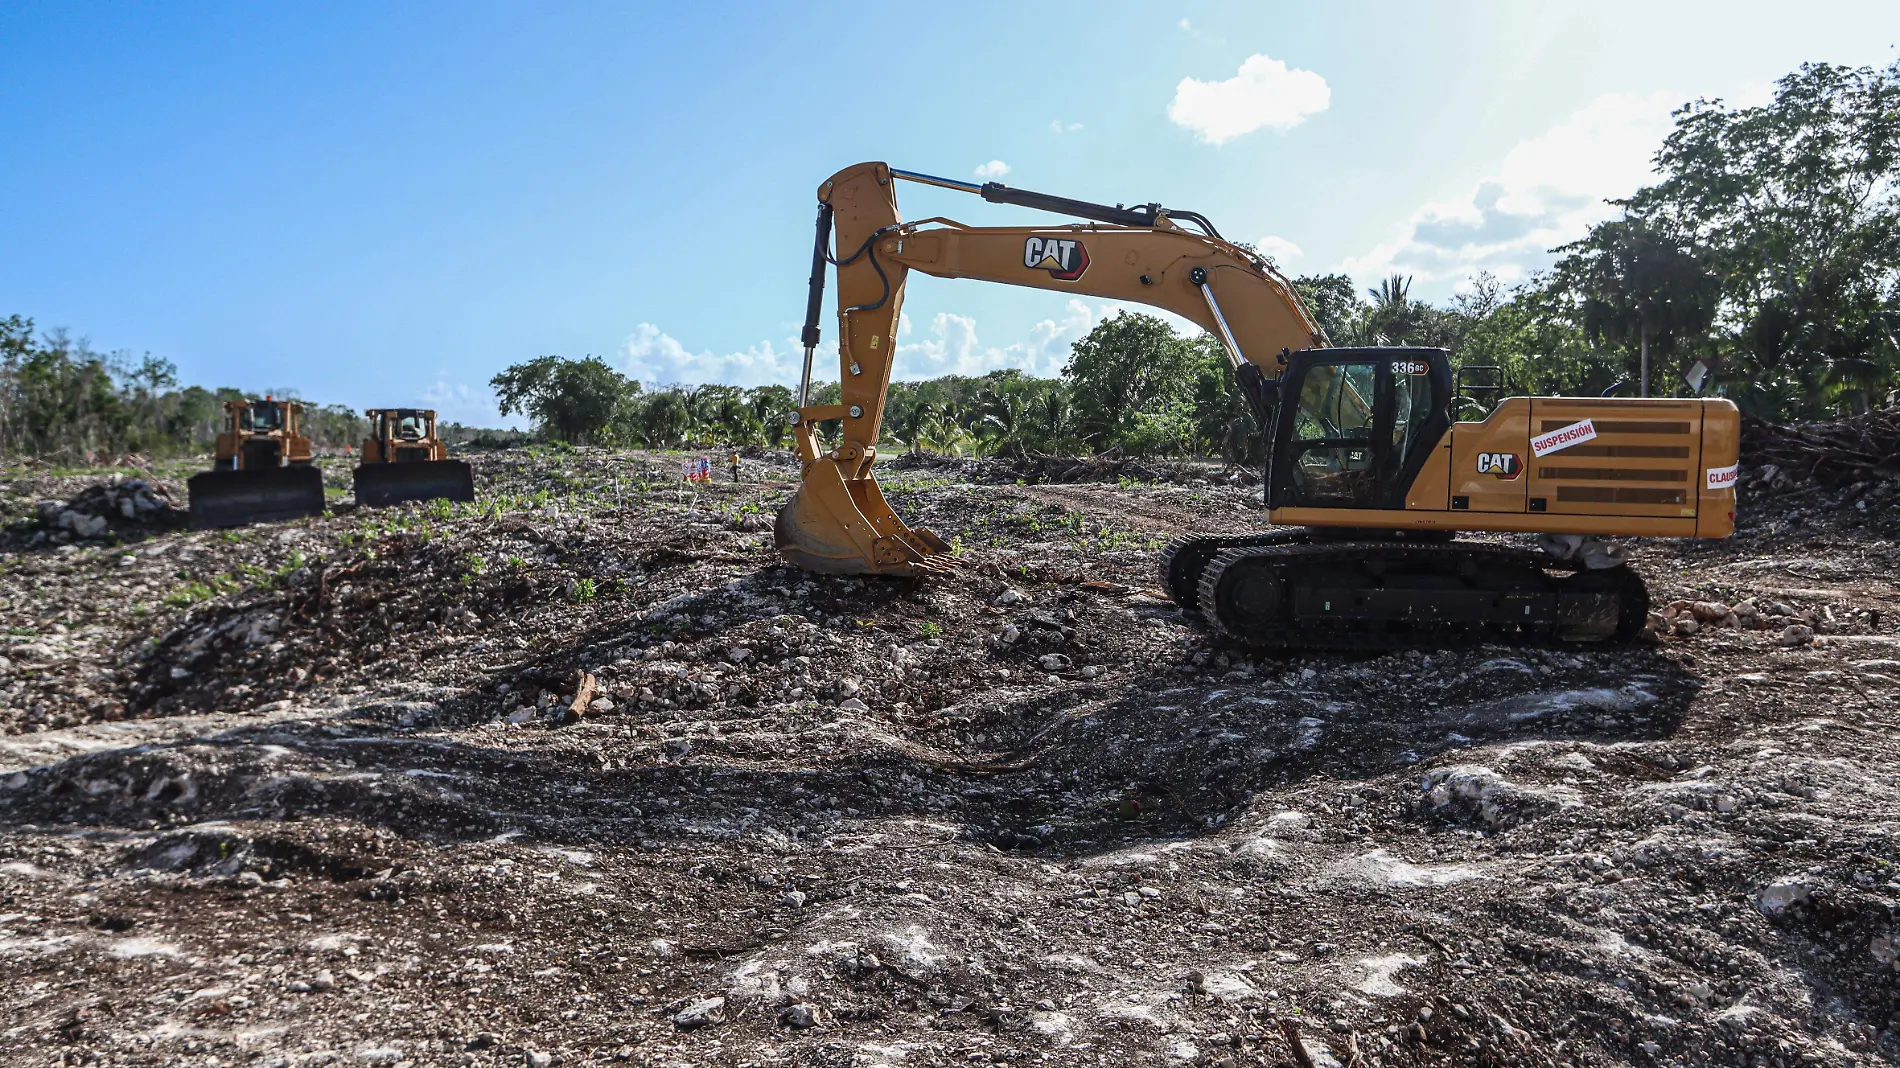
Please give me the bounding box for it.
[0,448,1896,1067]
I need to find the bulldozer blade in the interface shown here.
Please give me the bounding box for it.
[774,458,946,576]
[188,466,327,530]
[352,460,476,508]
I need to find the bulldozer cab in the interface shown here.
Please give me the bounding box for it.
[371,409,433,443]
[1269,348,1453,510]
[233,399,290,434]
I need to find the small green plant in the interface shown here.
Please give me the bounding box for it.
[916,620,944,639]
[424,498,455,521]
[164,581,218,607]
[569,577,598,603]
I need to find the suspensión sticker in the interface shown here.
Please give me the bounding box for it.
[1530,418,1597,457]
[1706,463,1739,491]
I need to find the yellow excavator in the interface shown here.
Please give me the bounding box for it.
[353,408,476,508]
[187,398,327,529]
[774,162,1741,649]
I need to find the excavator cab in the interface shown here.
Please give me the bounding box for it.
[1268,348,1452,511]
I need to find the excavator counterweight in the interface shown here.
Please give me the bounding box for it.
[777,163,1740,648]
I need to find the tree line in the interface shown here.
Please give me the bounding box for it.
[0,315,505,463]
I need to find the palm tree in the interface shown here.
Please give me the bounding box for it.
[900,401,935,455]
[976,385,1029,456]
[1364,274,1418,345]
[1033,390,1077,454]
[919,405,968,455]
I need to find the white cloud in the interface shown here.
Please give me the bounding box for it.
[973,159,1011,180]
[619,324,804,388]
[1178,18,1191,30]
[422,378,515,430]
[1340,91,1678,287]
[1167,54,1330,145]
[616,301,1157,390]
[894,299,1095,379]
[1256,235,1303,265]
[1049,120,1084,134]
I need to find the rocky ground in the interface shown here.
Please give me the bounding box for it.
[0,446,1896,1067]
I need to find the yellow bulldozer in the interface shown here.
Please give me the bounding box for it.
[774,162,1741,649]
[187,398,327,529]
[352,408,475,508]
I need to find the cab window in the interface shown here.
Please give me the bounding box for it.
[1287,360,1380,506]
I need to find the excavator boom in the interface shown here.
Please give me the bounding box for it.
[777,162,1321,574]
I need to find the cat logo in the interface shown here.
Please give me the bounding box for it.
[1023,236,1089,281]
[1476,452,1522,480]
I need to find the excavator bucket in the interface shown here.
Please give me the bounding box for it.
[188,466,327,530]
[352,460,476,509]
[774,456,950,576]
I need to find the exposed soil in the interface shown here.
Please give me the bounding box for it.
[1,447,1897,1067]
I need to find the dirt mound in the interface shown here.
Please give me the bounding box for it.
[4,476,186,548]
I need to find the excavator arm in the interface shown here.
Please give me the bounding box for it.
[776,161,1328,576]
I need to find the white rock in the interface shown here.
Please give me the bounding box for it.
[1777,624,1815,647]
[779,890,808,909]
[996,588,1025,606]
[674,996,727,1030]
[1038,653,1073,673]
[1757,877,1812,915]
[838,698,869,714]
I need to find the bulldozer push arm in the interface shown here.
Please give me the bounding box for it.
[776,161,1326,576]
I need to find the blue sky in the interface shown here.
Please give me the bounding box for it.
[3,2,1895,426]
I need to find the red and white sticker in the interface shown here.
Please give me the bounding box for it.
[1706,463,1739,491]
[1530,418,1597,457]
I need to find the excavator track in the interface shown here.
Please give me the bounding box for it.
[1159,530,1310,616]
[1194,539,1649,651]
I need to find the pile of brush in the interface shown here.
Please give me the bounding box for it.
[1741,407,1900,487]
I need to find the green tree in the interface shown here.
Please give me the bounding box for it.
[1292,274,1365,345]
[1550,218,1720,395]
[975,382,1031,456]
[1063,311,1203,449]
[1616,59,1900,415]
[491,356,638,445]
